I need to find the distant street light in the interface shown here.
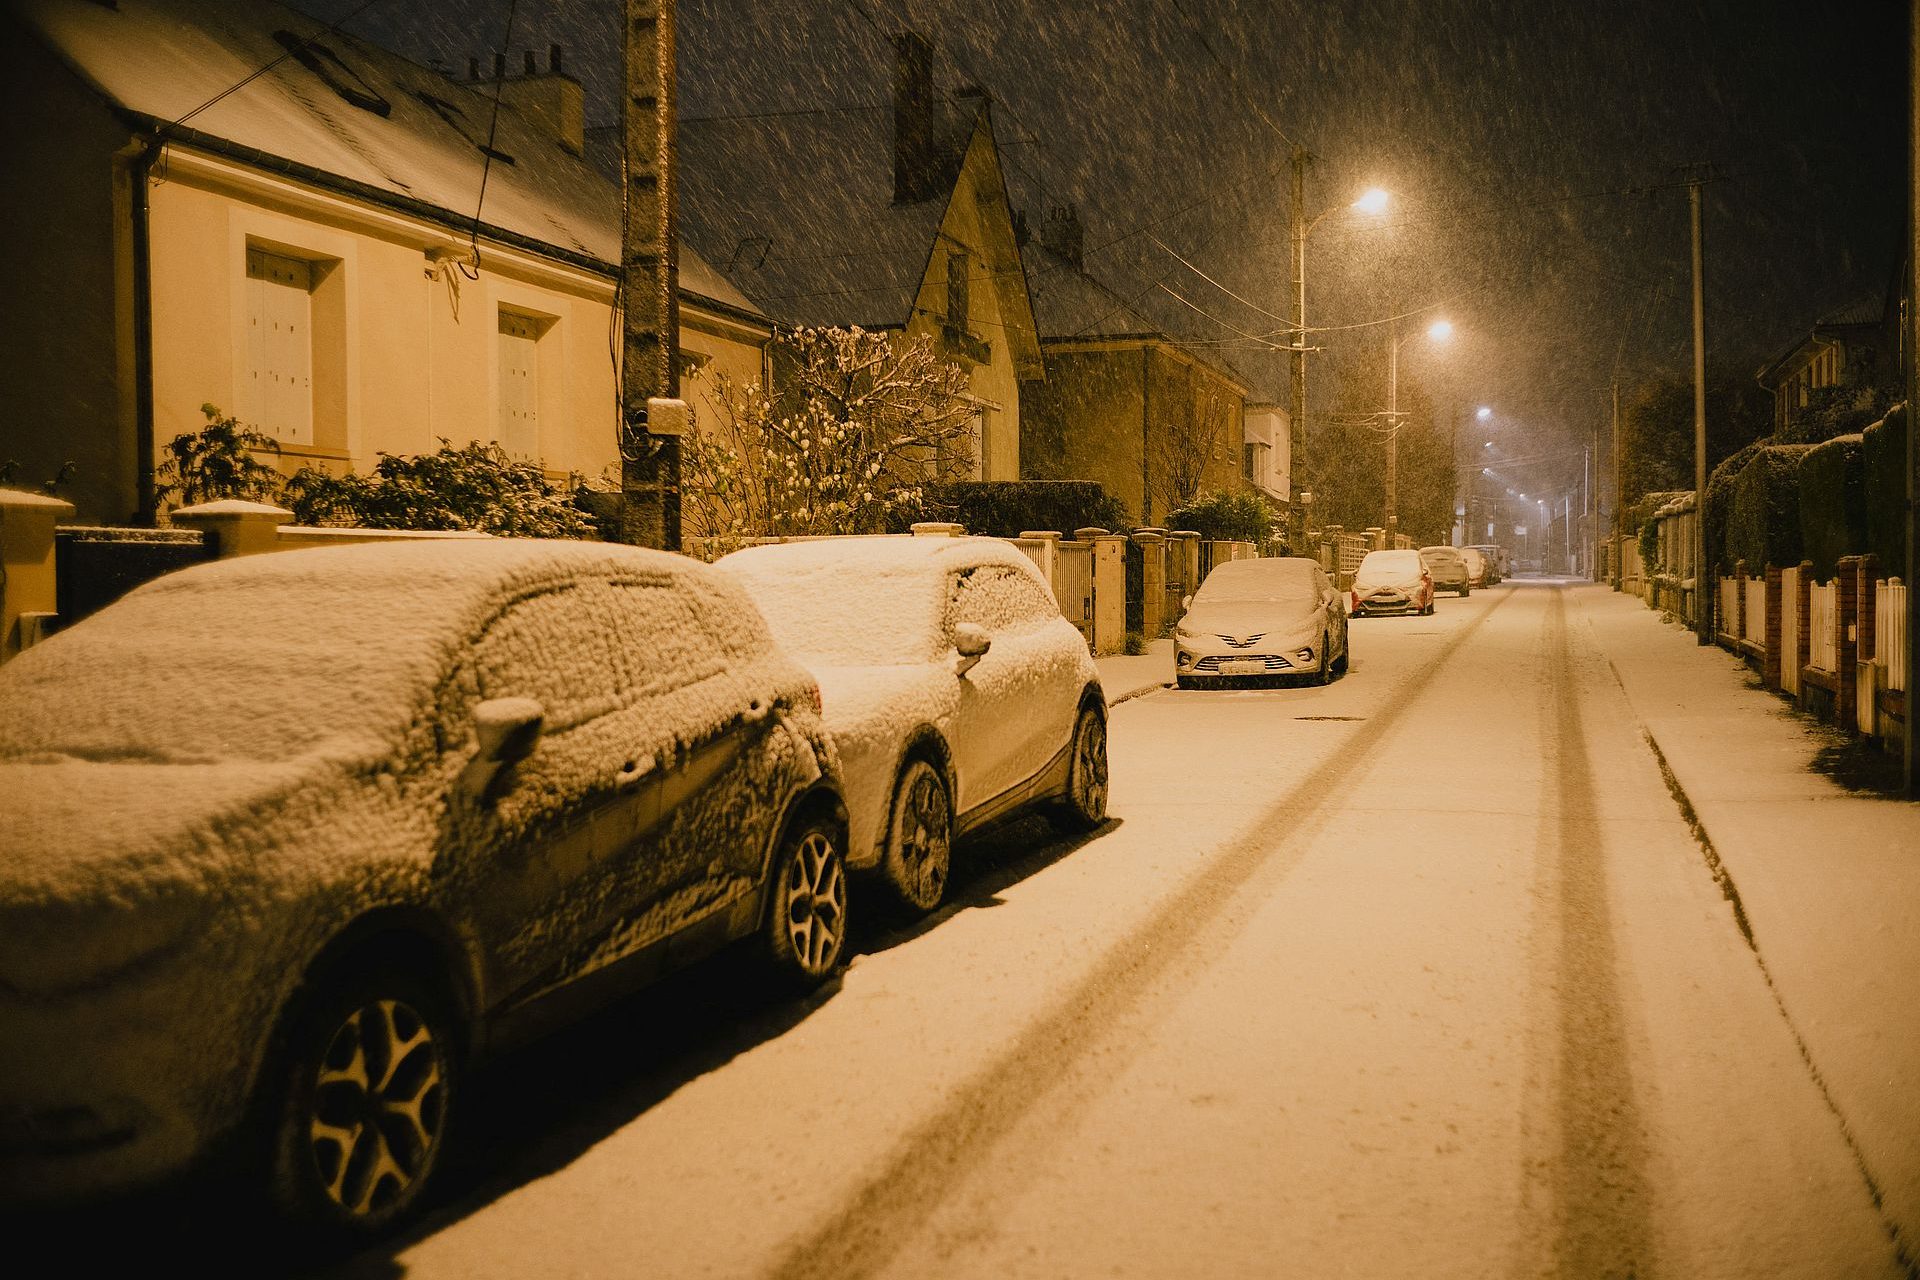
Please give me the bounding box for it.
[1289,159,1391,541]
[1476,406,1492,421]
[1384,315,1452,539]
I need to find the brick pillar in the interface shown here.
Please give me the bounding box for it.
[170,499,294,558]
[1836,555,1860,726]
[1795,561,1813,710]
[1764,565,1783,689]
[1858,554,1879,664]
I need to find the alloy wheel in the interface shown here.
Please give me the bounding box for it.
[304,997,448,1221]
[782,830,846,976]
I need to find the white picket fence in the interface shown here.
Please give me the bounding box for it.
[1717,577,1740,642]
[1743,577,1767,649]
[1879,578,1908,695]
[1808,580,1838,673]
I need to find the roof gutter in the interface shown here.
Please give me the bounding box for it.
[117,113,769,333]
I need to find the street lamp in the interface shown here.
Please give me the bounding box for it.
[1289,162,1389,539]
[1384,316,1452,540]
[1476,406,1492,421]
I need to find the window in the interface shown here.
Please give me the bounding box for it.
[243,247,316,446]
[497,309,553,458]
[950,565,1057,635]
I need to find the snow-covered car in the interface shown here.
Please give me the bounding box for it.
[1350,548,1434,617]
[0,540,849,1239]
[1419,545,1470,597]
[1174,557,1349,688]
[1467,544,1507,582]
[717,536,1108,915]
[1457,546,1490,588]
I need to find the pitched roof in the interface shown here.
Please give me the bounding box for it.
[677,98,977,329]
[16,0,763,322]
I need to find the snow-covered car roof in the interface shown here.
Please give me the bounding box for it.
[0,539,736,765]
[1194,557,1321,603]
[1419,546,1464,559]
[717,536,1045,666]
[1358,549,1422,570]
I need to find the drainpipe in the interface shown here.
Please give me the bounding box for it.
[126,138,162,526]
[1141,346,1151,524]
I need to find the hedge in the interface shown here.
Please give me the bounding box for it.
[1166,489,1277,543]
[1720,444,1808,572]
[1703,441,1762,574]
[1797,433,1867,579]
[1863,405,1907,578]
[892,480,1133,537]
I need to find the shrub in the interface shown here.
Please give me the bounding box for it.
[1720,444,1808,572]
[1165,489,1277,544]
[1797,433,1867,578]
[284,439,596,538]
[155,404,284,510]
[1863,405,1907,578]
[894,479,1132,537]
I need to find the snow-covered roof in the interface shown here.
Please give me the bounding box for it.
[678,99,978,329]
[0,539,716,766]
[16,0,763,322]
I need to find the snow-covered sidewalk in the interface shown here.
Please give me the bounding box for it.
[1570,584,1920,1251]
[1095,638,1174,706]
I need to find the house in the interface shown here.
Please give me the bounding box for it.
[672,33,1042,482]
[1756,288,1903,434]
[1016,208,1285,525]
[0,0,771,527]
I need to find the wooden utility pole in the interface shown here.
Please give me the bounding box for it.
[620,0,683,550]
[1906,0,1918,795]
[1687,175,1710,645]
[1289,145,1309,546]
[1612,378,1624,591]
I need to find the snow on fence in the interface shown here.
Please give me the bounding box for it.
[1717,576,1740,643]
[1880,578,1908,695]
[1743,576,1767,650]
[1780,566,1801,698]
[1807,579,1838,674]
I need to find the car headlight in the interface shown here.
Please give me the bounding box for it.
[0,892,205,999]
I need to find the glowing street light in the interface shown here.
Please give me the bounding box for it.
[1476,406,1492,421]
[1289,170,1392,534]
[1383,316,1453,538]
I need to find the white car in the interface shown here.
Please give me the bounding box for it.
[1350,548,1435,617]
[0,541,847,1238]
[1174,557,1349,687]
[718,537,1108,914]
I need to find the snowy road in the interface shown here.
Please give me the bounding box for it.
[40,582,1905,1277]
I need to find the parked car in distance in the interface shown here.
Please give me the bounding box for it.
[717,536,1108,916]
[1457,546,1490,589]
[1467,544,1509,582]
[1351,549,1435,617]
[0,540,849,1241]
[1174,557,1349,688]
[1419,546,1470,597]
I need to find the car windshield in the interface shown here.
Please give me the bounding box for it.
[0,567,450,765]
[1358,551,1422,578]
[1193,558,1320,606]
[720,546,947,666]
[1420,548,1463,563]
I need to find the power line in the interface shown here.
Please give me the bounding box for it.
[158,0,397,139]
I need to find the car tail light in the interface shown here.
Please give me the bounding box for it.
[1350,590,1359,611]
[811,685,823,715]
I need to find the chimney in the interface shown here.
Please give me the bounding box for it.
[892,32,938,204]
[474,44,585,156]
[1042,205,1084,270]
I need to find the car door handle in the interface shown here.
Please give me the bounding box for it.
[615,757,656,789]
[741,696,770,725]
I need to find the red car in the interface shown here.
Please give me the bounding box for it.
[1350,549,1435,617]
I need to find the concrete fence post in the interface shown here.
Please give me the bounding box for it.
[1084,532,1126,656]
[910,521,965,538]
[1764,565,1783,690]
[0,487,75,663]
[1734,558,1747,640]
[1130,529,1167,640]
[169,499,295,558]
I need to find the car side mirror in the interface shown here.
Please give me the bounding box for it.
[1181,595,1193,611]
[953,622,991,676]
[462,697,544,801]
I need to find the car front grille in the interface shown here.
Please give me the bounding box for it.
[1194,654,1294,672]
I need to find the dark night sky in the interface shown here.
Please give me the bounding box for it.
[305,0,1908,503]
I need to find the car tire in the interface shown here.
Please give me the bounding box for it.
[266,965,457,1242]
[883,758,951,914]
[1461,585,1471,597]
[1312,633,1332,686]
[765,811,848,985]
[1333,635,1349,676]
[1049,704,1109,833]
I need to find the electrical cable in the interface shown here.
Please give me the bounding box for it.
[158,0,396,139]
[462,0,521,279]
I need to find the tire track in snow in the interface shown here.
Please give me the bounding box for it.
[1515,587,1655,1277]
[765,591,1518,1280]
